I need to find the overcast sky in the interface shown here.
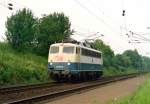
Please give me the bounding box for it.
[1,0,150,56]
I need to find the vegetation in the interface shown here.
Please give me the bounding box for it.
[5,8,37,51]
[3,8,73,85]
[91,39,150,76]
[108,74,150,104]
[5,8,72,56]
[0,43,49,86]
[142,56,150,70]
[35,12,73,55]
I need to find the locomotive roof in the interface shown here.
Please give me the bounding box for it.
[50,43,102,53]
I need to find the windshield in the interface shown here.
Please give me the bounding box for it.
[63,46,74,54]
[50,46,59,54]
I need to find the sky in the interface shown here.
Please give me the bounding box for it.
[1,0,150,56]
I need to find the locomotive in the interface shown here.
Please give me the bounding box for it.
[48,42,103,81]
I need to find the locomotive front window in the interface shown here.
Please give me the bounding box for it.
[50,46,59,53]
[63,46,74,54]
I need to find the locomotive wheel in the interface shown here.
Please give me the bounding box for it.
[82,72,88,81]
[68,74,73,82]
[51,74,60,81]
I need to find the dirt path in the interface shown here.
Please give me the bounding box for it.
[46,76,145,104]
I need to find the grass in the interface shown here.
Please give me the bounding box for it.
[0,42,50,86]
[107,74,150,104]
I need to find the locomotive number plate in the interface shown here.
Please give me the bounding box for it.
[56,66,64,69]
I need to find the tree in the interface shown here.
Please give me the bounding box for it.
[142,56,150,70]
[113,54,131,68]
[35,12,73,55]
[123,50,142,70]
[5,8,36,51]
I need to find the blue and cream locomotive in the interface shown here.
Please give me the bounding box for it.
[48,42,103,81]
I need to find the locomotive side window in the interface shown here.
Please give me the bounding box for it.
[50,46,59,53]
[95,52,101,58]
[81,48,87,56]
[81,48,91,56]
[63,46,74,54]
[81,48,101,58]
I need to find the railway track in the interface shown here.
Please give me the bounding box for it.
[0,73,142,104]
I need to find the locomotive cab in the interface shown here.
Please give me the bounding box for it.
[48,43,79,80]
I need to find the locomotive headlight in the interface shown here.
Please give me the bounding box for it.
[50,60,53,65]
[67,62,71,65]
[67,60,71,65]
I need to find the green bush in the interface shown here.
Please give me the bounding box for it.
[0,43,49,86]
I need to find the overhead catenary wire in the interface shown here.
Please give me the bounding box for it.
[73,0,136,45]
[87,0,131,37]
[73,0,121,35]
[86,0,124,32]
[120,0,150,44]
[73,0,136,48]
[134,33,150,42]
[85,0,136,41]
[86,0,140,49]
[128,30,150,43]
[137,32,150,35]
